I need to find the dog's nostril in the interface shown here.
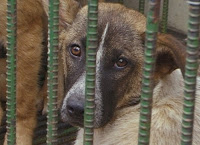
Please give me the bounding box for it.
[67,103,84,116]
[67,106,75,114]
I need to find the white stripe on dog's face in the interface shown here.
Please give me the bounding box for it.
[61,24,109,127]
[94,23,109,126]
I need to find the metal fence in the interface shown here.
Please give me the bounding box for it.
[0,0,200,144]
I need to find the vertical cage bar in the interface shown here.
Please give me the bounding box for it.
[161,0,169,33]
[84,0,98,144]
[181,0,200,145]
[6,0,17,144]
[139,0,145,14]
[47,0,59,144]
[138,0,161,145]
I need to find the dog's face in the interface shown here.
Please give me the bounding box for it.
[60,3,185,128]
[60,3,146,128]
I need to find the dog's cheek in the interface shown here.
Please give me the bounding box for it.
[64,54,85,92]
[97,73,124,126]
[98,66,138,126]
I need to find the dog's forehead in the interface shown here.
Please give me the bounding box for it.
[64,3,145,58]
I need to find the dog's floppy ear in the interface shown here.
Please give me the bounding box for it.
[41,0,49,16]
[59,0,104,28]
[142,33,186,80]
[42,0,81,29]
[59,0,81,29]
[155,34,186,80]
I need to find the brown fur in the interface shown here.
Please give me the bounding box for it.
[0,0,48,144]
[59,3,200,145]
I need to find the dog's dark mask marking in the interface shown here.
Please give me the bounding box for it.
[61,3,145,128]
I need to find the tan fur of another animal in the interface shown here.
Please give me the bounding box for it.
[63,3,200,145]
[0,1,48,144]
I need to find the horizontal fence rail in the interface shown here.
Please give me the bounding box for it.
[6,0,17,144]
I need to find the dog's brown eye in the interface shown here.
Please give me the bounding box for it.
[115,58,128,68]
[70,45,81,57]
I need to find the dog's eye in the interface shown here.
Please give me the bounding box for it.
[70,45,81,57]
[115,58,128,68]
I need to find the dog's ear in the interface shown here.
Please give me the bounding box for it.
[59,0,81,29]
[41,0,49,16]
[142,33,186,80]
[59,0,104,29]
[42,0,81,30]
[155,34,186,80]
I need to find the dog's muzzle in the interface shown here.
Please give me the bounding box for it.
[61,96,85,127]
[61,73,86,127]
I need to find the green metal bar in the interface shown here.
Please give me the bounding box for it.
[84,0,98,144]
[47,0,59,144]
[6,0,17,144]
[161,0,169,33]
[139,0,145,14]
[181,0,200,145]
[138,0,161,144]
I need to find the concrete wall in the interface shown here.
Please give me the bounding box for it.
[107,0,189,34]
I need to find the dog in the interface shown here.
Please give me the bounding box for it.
[60,3,200,145]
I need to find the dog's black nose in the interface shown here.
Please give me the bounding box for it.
[67,101,84,117]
